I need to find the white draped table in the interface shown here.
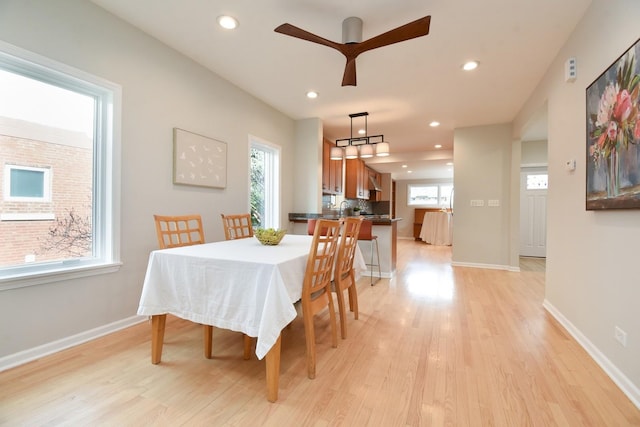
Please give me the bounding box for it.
[137,234,365,402]
[419,212,453,246]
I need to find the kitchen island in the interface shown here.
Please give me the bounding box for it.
[288,213,401,279]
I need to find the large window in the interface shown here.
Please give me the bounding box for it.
[249,136,280,229]
[0,42,120,288]
[408,183,454,207]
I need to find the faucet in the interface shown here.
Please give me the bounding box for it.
[339,200,349,217]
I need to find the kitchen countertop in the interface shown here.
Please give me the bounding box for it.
[288,213,402,225]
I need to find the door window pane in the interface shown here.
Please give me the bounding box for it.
[526,174,548,190]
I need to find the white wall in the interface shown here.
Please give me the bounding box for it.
[452,124,513,268]
[0,0,296,362]
[514,0,640,405]
[521,140,548,165]
[293,118,323,214]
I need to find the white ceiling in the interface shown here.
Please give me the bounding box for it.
[91,0,591,179]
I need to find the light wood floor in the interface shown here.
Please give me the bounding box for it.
[1,240,639,426]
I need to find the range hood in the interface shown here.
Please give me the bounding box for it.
[369,175,382,191]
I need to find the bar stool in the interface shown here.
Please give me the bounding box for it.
[308,218,334,236]
[358,220,381,285]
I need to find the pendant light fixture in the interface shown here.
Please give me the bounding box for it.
[330,112,390,160]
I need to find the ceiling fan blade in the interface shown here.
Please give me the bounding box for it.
[341,57,357,86]
[274,23,342,51]
[357,16,431,54]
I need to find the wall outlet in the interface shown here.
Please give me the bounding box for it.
[614,326,627,347]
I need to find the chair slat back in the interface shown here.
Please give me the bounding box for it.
[154,214,205,249]
[220,213,254,240]
[303,219,342,298]
[335,217,364,281]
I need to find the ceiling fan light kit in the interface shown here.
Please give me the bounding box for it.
[275,15,431,86]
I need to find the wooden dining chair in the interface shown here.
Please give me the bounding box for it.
[301,218,342,379]
[154,214,205,249]
[333,216,364,339]
[153,214,251,360]
[220,213,259,357]
[220,213,254,240]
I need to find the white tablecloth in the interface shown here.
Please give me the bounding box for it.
[419,212,453,246]
[138,234,365,359]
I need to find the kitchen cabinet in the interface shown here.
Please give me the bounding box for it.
[346,158,373,199]
[322,139,342,194]
[368,167,381,202]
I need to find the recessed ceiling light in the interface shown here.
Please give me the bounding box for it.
[402,164,408,168]
[446,162,453,166]
[435,144,442,149]
[429,121,440,127]
[306,91,318,99]
[217,15,238,30]
[407,170,413,174]
[358,129,366,135]
[462,60,479,71]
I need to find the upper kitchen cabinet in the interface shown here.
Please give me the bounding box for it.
[345,158,370,199]
[368,167,382,202]
[322,138,343,195]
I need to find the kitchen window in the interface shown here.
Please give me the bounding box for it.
[0,41,121,289]
[408,183,453,207]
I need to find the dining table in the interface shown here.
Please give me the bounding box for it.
[137,233,366,402]
[419,211,453,246]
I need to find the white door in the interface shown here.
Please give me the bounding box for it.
[520,168,547,257]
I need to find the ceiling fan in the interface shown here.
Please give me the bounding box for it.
[274,15,431,86]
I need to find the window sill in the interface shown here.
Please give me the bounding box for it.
[0,261,123,291]
[0,213,55,221]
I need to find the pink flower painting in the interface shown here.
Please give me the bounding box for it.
[587,38,640,210]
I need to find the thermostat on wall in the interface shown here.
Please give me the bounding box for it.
[565,159,576,171]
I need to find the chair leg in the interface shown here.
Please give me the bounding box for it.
[348,274,359,320]
[335,285,348,339]
[303,310,317,379]
[327,289,338,349]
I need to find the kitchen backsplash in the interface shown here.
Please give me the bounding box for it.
[321,197,390,216]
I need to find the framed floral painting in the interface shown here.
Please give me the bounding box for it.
[586,38,640,210]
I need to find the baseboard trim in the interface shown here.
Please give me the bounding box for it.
[0,315,146,372]
[451,261,519,272]
[543,300,640,409]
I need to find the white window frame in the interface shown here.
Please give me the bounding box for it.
[4,164,52,202]
[0,41,122,290]
[249,135,281,229]
[407,183,454,207]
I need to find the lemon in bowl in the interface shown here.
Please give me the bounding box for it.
[255,228,286,246]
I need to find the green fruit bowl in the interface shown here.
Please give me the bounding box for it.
[255,228,286,246]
